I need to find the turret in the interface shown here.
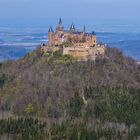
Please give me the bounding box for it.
[91,31,97,47]
[70,23,76,32]
[48,26,54,33]
[83,25,86,33]
[56,18,64,32]
[59,18,62,25]
[48,26,54,46]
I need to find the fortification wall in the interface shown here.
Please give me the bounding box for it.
[63,45,106,60]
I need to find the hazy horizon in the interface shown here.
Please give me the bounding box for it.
[0,0,140,61]
[0,0,140,27]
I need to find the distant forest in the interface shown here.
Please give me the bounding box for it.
[0,47,140,140]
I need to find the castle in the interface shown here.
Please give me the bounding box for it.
[48,18,96,48]
[42,18,106,60]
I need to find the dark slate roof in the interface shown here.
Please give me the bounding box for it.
[70,23,75,30]
[90,31,96,35]
[48,27,53,32]
[59,18,62,24]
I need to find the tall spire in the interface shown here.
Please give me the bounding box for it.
[83,25,86,33]
[48,26,53,32]
[59,17,62,25]
[70,22,76,31]
[56,18,64,31]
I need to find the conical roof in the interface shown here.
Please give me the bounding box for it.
[70,23,75,30]
[59,18,62,25]
[84,25,86,33]
[48,26,53,32]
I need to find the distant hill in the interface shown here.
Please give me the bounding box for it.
[0,47,140,140]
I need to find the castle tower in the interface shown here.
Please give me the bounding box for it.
[59,18,62,25]
[83,25,86,33]
[48,26,54,46]
[49,26,53,32]
[70,23,76,32]
[56,18,64,32]
[91,31,97,47]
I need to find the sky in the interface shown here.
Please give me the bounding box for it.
[0,0,140,27]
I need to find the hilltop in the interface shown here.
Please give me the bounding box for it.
[0,46,140,139]
[41,18,106,61]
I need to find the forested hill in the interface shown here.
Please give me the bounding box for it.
[0,47,140,140]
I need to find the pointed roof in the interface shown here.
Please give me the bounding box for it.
[59,18,62,25]
[70,22,75,30]
[84,25,86,33]
[48,26,53,32]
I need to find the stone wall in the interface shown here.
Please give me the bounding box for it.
[63,44,106,60]
[48,30,96,48]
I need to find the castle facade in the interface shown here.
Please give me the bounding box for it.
[42,18,106,60]
[48,18,97,48]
